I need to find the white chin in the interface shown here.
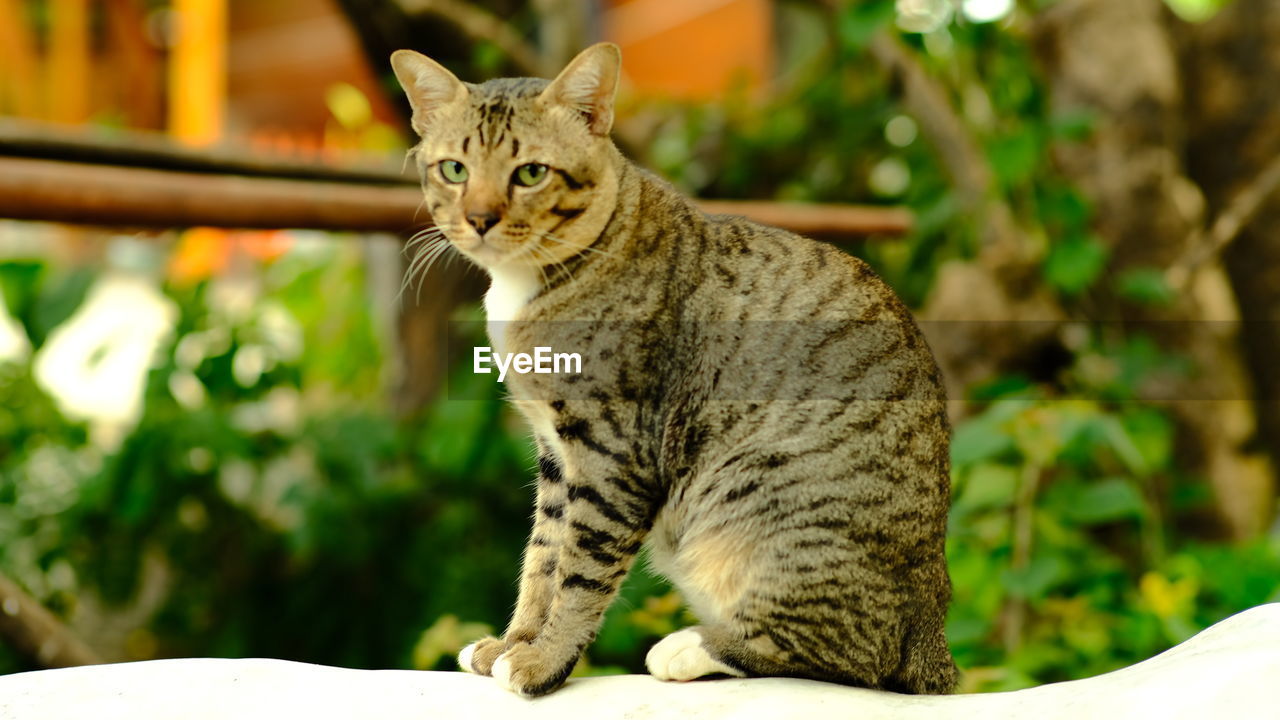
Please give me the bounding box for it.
[458,241,504,267]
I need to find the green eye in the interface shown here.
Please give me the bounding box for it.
[439,160,468,183]
[513,163,548,187]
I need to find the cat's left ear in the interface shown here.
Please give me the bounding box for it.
[540,43,621,137]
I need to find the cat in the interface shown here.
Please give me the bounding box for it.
[390,42,958,698]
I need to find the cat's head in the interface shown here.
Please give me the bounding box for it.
[391,43,622,272]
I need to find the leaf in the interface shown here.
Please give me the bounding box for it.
[1002,554,1065,599]
[1039,183,1092,232]
[1116,267,1176,307]
[952,399,1033,468]
[0,261,46,345]
[1066,478,1147,525]
[956,462,1019,512]
[1120,408,1174,476]
[945,616,991,646]
[837,0,897,51]
[1100,415,1154,477]
[952,416,1016,467]
[969,374,1035,402]
[1044,235,1108,295]
[1009,406,1066,466]
[31,266,95,347]
[1049,110,1096,141]
[988,129,1041,188]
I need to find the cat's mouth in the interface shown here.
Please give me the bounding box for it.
[452,232,521,268]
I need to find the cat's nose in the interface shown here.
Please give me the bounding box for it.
[467,212,500,236]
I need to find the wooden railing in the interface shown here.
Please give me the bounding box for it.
[0,120,912,238]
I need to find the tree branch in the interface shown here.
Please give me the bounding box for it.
[0,572,102,668]
[394,0,551,77]
[867,31,1023,264]
[1166,151,1280,291]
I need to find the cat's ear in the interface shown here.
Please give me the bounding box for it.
[540,43,621,137]
[390,50,468,134]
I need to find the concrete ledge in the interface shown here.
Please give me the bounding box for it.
[2,603,1277,720]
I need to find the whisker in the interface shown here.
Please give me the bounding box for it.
[530,242,574,285]
[404,230,440,256]
[397,234,454,306]
[397,243,436,304]
[533,230,617,260]
[500,234,556,289]
[400,240,435,292]
[404,226,445,255]
[528,245,554,287]
[403,236,441,260]
[413,241,455,305]
[404,238,445,272]
[443,249,462,273]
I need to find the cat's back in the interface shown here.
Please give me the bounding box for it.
[697,212,901,320]
[643,202,941,401]
[626,171,924,325]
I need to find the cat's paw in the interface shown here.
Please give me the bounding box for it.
[458,636,506,676]
[646,628,745,682]
[491,643,577,698]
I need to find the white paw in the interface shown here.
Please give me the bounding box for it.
[458,642,479,674]
[491,652,514,691]
[645,628,745,681]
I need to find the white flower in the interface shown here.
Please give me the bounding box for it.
[963,0,1014,24]
[33,273,177,446]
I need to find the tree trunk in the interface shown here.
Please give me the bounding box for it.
[1033,0,1274,539]
[1181,0,1280,533]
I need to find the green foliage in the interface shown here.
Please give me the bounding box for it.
[1116,268,1177,307]
[946,382,1279,691]
[0,261,94,348]
[1044,235,1108,295]
[836,0,897,51]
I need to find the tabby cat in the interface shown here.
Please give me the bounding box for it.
[391,43,958,698]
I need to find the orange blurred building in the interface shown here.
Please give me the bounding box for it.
[0,0,776,144]
[603,0,774,99]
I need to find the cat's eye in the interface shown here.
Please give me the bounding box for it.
[439,160,468,184]
[513,163,548,187]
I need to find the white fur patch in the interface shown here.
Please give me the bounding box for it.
[491,652,515,692]
[645,628,745,682]
[457,642,479,674]
[484,263,542,355]
[484,263,541,322]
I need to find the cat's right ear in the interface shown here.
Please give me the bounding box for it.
[540,43,621,136]
[390,50,467,135]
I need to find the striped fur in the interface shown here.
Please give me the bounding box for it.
[393,43,957,697]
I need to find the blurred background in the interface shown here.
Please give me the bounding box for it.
[1,0,1278,693]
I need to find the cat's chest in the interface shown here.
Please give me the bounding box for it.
[484,264,542,354]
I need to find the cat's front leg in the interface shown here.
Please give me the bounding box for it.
[491,461,655,696]
[458,451,567,676]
